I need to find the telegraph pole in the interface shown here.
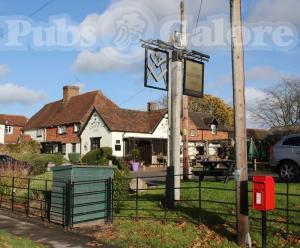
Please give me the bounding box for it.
[181,1,190,180]
[230,0,250,246]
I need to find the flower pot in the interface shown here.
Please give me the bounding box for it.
[131,162,139,171]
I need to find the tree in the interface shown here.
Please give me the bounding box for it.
[251,78,300,128]
[156,94,234,126]
[189,95,234,126]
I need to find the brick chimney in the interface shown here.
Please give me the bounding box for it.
[63,85,80,103]
[147,102,158,112]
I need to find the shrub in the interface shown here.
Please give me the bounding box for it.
[113,164,131,213]
[68,153,81,164]
[10,154,63,175]
[82,147,114,165]
[0,141,40,155]
[131,148,140,162]
[82,149,102,165]
[101,147,112,157]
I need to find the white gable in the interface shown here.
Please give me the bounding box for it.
[0,124,4,144]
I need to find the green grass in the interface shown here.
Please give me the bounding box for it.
[0,230,47,248]
[113,179,300,247]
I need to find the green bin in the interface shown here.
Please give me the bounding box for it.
[50,165,114,227]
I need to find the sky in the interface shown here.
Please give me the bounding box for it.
[0,0,299,128]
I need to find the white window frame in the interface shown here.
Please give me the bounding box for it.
[5,126,13,135]
[211,124,217,135]
[58,126,67,134]
[74,124,80,133]
[37,129,43,138]
[190,129,196,137]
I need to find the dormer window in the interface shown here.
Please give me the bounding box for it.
[211,124,217,135]
[74,124,80,133]
[58,126,67,134]
[5,126,13,134]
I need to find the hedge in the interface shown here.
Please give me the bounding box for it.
[10,153,64,175]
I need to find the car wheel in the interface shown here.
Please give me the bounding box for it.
[279,161,299,182]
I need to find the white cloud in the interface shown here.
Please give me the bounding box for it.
[246,66,282,82]
[245,87,267,128]
[0,64,10,78]
[0,83,46,105]
[73,47,143,73]
[249,0,300,26]
[74,0,229,73]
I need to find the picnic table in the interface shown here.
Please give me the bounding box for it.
[192,159,235,183]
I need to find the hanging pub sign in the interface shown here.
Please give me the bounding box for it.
[144,46,169,91]
[183,58,204,98]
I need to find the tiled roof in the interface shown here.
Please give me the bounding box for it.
[189,112,229,131]
[95,106,166,133]
[0,115,28,127]
[24,91,118,130]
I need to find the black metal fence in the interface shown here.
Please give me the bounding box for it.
[112,174,300,243]
[0,173,299,244]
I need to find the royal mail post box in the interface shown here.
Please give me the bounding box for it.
[253,176,275,211]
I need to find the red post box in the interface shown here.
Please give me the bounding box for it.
[253,176,275,211]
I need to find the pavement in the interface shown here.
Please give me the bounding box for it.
[0,209,114,248]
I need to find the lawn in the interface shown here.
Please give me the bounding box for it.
[0,230,47,248]
[112,179,300,247]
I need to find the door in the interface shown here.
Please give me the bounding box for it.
[137,141,152,165]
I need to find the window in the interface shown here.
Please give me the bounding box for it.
[190,129,196,137]
[282,137,300,146]
[74,124,80,133]
[58,126,67,134]
[91,137,101,150]
[211,124,217,135]
[72,143,77,153]
[61,144,66,155]
[37,129,43,138]
[5,126,13,134]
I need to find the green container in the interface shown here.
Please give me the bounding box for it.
[50,165,114,226]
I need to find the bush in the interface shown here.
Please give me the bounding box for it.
[113,164,131,213]
[0,141,40,155]
[10,154,63,175]
[82,147,114,165]
[68,153,81,164]
[82,149,102,165]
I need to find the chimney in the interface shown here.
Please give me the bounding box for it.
[63,85,80,103]
[147,102,158,112]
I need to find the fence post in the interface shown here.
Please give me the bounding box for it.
[135,176,139,220]
[286,183,289,241]
[106,178,112,223]
[26,178,30,217]
[198,175,202,225]
[11,177,15,213]
[62,186,65,227]
[64,180,72,229]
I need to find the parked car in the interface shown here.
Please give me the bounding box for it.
[270,134,300,182]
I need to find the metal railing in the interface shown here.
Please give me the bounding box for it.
[112,174,300,243]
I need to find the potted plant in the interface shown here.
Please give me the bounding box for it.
[131,148,140,171]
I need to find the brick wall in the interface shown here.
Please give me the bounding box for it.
[46,125,79,143]
[4,126,23,144]
[187,117,229,141]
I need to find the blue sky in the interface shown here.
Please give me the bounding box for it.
[0,0,299,128]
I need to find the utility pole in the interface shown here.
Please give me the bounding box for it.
[167,0,186,203]
[230,0,250,246]
[181,0,190,180]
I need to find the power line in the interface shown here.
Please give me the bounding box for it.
[0,0,55,39]
[194,0,203,31]
[120,88,146,105]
